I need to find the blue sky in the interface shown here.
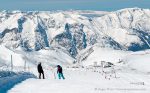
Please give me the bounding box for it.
[0,0,150,11]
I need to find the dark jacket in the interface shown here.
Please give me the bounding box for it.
[57,65,63,73]
[37,63,43,73]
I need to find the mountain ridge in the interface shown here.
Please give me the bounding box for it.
[0,8,150,57]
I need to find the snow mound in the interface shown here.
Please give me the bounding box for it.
[0,71,36,93]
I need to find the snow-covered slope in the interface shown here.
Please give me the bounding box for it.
[94,8,150,51]
[0,45,74,71]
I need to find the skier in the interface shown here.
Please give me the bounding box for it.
[37,62,45,79]
[57,65,65,79]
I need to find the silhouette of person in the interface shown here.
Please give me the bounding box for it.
[37,62,45,79]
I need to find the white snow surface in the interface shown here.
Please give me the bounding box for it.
[8,68,150,93]
[0,44,149,93]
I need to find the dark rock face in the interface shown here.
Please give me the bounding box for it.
[54,23,87,57]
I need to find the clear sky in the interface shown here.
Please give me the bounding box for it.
[0,0,150,11]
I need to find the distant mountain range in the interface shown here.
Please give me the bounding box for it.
[0,8,150,58]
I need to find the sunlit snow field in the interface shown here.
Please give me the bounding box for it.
[0,45,150,93]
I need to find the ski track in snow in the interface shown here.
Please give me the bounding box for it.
[8,69,150,93]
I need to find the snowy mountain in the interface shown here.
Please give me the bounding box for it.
[1,8,150,93]
[0,8,150,59]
